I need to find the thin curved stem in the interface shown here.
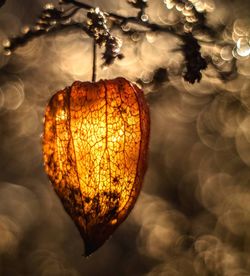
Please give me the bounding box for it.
[92,40,97,82]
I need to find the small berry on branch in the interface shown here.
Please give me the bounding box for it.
[127,0,148,21]
[87,7,123,65]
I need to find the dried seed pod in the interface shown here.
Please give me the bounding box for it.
[43,77,150,256]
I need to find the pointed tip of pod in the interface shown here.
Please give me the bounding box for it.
[83,238,106,257]
[80,223,116,257]
[83,245,96,257]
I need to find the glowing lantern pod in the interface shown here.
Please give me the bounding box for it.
[43,77,150,256]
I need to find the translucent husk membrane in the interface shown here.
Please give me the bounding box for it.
[43,77,150,255]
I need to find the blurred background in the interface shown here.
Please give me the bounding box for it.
[0,0,250,275]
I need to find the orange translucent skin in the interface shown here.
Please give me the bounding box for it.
[43,77,150,255]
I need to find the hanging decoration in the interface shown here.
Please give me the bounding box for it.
[43,77,150,255]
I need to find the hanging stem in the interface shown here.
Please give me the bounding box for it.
[92,40,97,82]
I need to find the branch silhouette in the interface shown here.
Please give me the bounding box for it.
[1,0,239,84]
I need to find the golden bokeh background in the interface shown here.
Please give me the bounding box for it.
[0,0,250,275]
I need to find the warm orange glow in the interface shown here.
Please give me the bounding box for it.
[43,77,150,255]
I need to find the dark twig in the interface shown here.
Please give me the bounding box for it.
[1,0,242,84]
[127,0,148,21]
[181,33,207,83]
[62,0,179,37]
[4,22,90,52]
[92,40,97,82]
